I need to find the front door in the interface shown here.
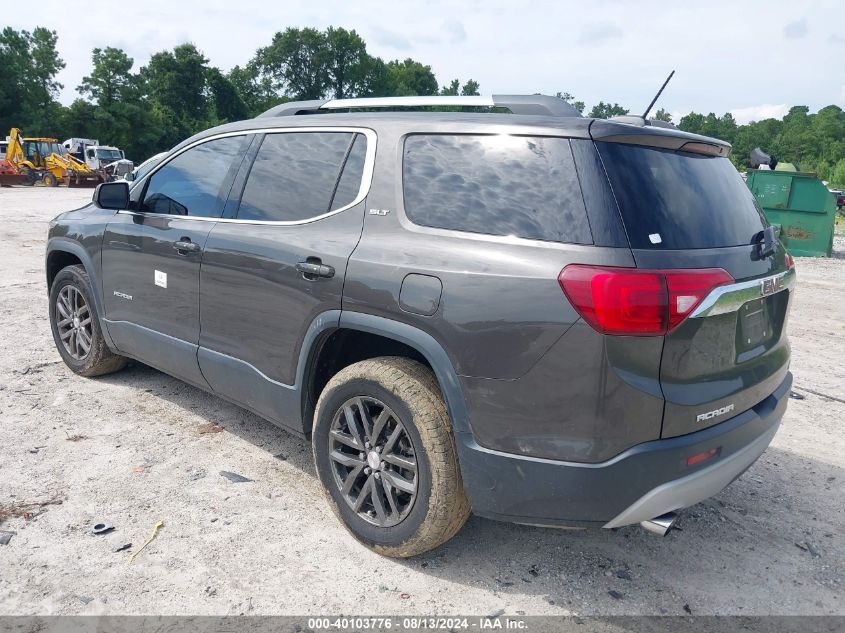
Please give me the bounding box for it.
[197,129,373,430]
[101,134,249,386]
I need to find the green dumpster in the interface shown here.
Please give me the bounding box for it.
[746,169,836,257]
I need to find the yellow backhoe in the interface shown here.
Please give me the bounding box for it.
[5,128,104,187]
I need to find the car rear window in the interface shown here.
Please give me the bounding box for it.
[403,134,592,244]
[596,142,767,249]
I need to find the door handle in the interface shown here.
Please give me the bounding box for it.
[296,260,335,280]
[173,239,201,254]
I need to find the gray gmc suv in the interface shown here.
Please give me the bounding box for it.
[46,95,795,557]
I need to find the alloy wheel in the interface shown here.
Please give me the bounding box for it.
[56,285,92,360]
[328,396,418,527]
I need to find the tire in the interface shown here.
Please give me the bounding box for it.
[313,357,470,557]
[42,172,58,187]
[49,265,127,377]
[19,167,35,186]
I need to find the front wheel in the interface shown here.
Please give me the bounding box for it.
[49,265,127,377]
[19,167,35,186]
[313,357,470,557]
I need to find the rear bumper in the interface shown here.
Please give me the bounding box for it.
[456,372,791,527]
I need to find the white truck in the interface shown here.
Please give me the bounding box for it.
[62,138,134,181]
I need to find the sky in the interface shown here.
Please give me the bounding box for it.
[5,0,843,124]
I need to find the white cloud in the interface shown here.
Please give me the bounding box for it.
[369,26,412,51]
[443,19,467,44]
[730,104,790,125]
[2,0,840,117]
[670,110,690,124]
[577,23,623,45]
[783,18,808,39]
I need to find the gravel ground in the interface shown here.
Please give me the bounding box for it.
[0,187,842,616]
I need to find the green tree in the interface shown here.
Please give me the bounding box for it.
[357,56,391,97]
[0,28,30,131]
[324,27,371,99]
[831,159,845,187]
[207,67,248,122]
[678,111,705,133]
[440,78,480,96]
[653,108,672,123]
[385,58,438,96]
[257,27,329,100]
[30,28,64,107]
[74,46,152,158]
[678,112,737,143]
[0,26,65,133]
[588,101,628,119]
[555,91,585,114]
[460,79,480,96]
[440,79,461,96]
[57,98,99,139]
[228,63,278,116]
[143,44,210,122]
[78,47,136,108]
[72,45,171,161]
[141,43,212,145]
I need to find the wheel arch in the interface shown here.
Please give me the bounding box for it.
[45,238,115,349]
[299,312,470,437]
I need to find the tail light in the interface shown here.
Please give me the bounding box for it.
[785,252,795,269]
[558,265,734,336]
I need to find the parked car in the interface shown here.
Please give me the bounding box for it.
[45,95,795,557]
[831,189,845,209]
[123,151,167,183]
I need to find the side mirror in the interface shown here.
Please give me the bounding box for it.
[124,171,135,182]
[94,181,129,210]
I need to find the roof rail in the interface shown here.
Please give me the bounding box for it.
[257,94,582,118]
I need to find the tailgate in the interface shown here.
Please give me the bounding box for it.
[656,249,794,437]
[595,140,796,438]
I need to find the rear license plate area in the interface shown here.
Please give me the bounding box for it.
[739,297,772,349]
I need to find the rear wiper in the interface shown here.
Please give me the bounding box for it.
[752,225,778,259]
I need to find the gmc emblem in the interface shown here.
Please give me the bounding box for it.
[760,276,783,297]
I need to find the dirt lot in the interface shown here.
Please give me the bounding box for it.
[0,187,842,616]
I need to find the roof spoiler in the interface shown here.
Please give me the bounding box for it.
[257,94,583,118]
[608,115,677,129]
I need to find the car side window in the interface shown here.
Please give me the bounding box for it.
[330,134,367,211]
[403,134,593,245]
[237,132,365,222]
[140,135,247,217]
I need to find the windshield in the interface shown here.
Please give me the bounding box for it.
[96,149,123,161]
[24,141,59,159]
[597,142,767,249]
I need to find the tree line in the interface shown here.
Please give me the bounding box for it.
[678,107,845,185]
[557,95,845,185]
[2,24,843,187]
[0,26,481,161]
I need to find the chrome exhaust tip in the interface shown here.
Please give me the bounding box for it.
[640,512,678,536]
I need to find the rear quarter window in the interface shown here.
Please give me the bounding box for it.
[597,142,767,249]
[402,134,592,244]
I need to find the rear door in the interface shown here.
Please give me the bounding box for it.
[597,141,794,438]
[196,128,373,430]
[101,134,248,386]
